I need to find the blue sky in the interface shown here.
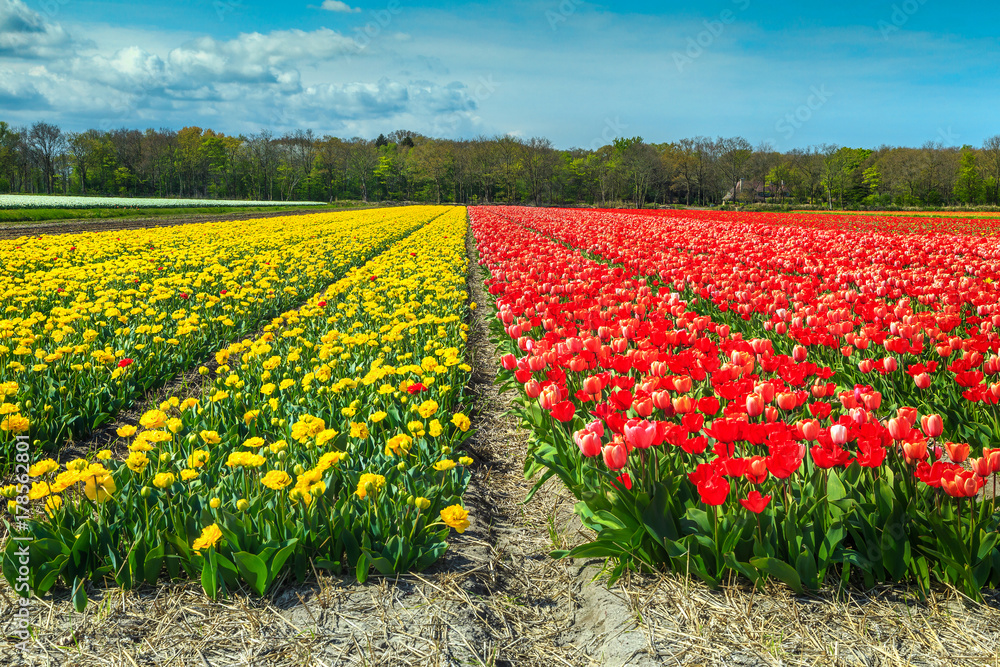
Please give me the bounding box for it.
[1,0,997,149]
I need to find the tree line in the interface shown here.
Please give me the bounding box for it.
[3,120,1000,209]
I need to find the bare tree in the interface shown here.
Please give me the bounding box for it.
[718,136,752,204]
[347,138,378,202]
[28,121,66,194]
[522,137,557,205]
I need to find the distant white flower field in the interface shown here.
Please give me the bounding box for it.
[0,195,327,209]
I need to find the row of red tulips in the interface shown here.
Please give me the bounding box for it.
[473,206,1000,599]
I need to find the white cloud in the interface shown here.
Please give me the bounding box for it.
[0,0,74,58]
[321,1,361,13]
[0,10,480,137]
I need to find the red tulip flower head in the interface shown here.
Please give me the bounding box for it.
[739,490,771,514]
[887,417,910,441]
[624,419,658,450]
[920,414,943,438]
[944,442,970,464]
[538,384,562,410]
[574,428,602,457]
[602,443,628,471]
[829,424,848,445]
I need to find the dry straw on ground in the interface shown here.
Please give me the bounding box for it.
[0,215,997,666]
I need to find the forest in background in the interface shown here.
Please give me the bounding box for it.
[3,121,1000,209]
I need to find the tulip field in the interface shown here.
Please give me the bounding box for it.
[2,206,475,609]
[474,206,1000,600]
[2,202,1000,621]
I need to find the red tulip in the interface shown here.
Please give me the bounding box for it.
[745,393,765,417]
[944,441,969,464]
[862,392,882,410]
[632,397,654,418]
[798,418,820,441]
[624,419,658,450]
[602,443,628,471]
[696,475,731,506]
[672,396,696,414]
[538,385,561,410]
[766,443,803,479]
[651,390,672,411]
[920,414,943,438]
[673,376,693,393]
[901,439,928,465]
[613,472,632,490]
[970,456,991,476]
[775,392,797,410]
[739,490,771,514]
[897,406,919,425]
[582,375,603,395]
[941,469,985,498]
[574,429,602,457]
[744,456,768,484]
[550,401,576,422]
[697,396,720,415]
[914,372,931,389]
[754,382,775,403]
[887,417,910,441]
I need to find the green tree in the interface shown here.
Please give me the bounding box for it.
[954,147,983,204]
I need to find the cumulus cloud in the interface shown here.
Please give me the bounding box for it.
[321,1,361,13]
[165,29,357,84]
[0,5,481,137]
[0,0,73,58]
